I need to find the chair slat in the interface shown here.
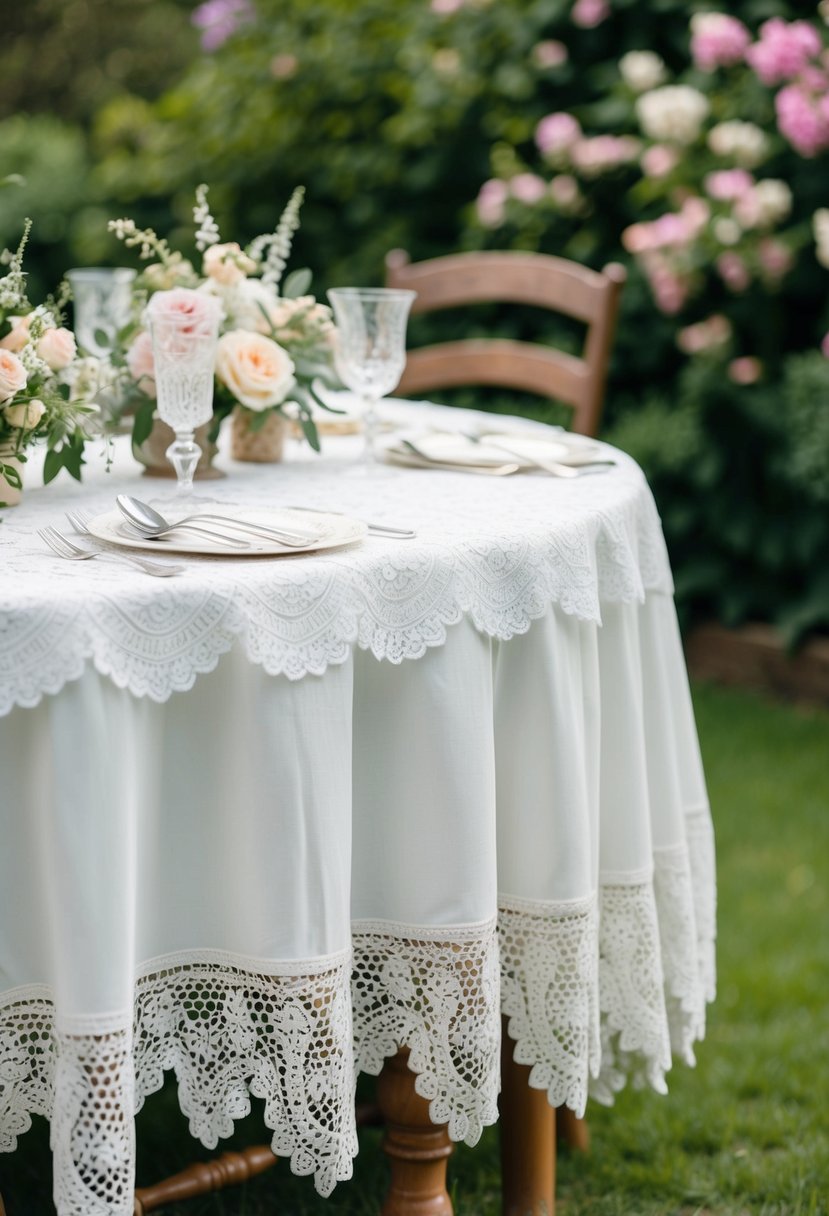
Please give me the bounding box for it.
[397,340,589,405]
[385,250,625,438]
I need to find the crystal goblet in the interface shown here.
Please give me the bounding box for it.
[326,287,416,465]
[145,289,222,496]
[67,267,136,358]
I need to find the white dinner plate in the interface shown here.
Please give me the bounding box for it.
[86,507,368,556]
[380,430,604,469]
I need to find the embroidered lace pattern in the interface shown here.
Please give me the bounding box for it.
[0,954,357,1212]
[0,426,674,715]
[351,921,501,1145]
[498,896,600,1116]
[132,953,357,1199]
[498,832,715,1112]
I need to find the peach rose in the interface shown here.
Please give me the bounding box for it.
[215,330,295,411]
[37,326,77,370]
[126,330,156,397]
[3,397,46,430]
[203,242,257,286]
[0,314,34,353]
[0,350,27,403]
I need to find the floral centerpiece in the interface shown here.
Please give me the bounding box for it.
[108,185,339,465]
[0,221,99,506]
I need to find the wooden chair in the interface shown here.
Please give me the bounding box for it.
[385,249,626,438]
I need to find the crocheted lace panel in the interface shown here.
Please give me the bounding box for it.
[1,815,715,1213]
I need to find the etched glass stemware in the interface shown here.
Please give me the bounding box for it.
[145,290,222,496]
[67,268,136,358]
[326,287,416,464]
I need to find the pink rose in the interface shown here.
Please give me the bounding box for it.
[215,330,296,411]
[147,287,221,331]
[37,326,76,371]
[641,145,679,178]
[571,0,609,30]
[704,169,754,200]
[3,397,46,430]
[775,84,829,157]
[746,18,823,86]
[202,241,257,286]
[717,252,751,292]
[476,179,508,228]
[535,112,582,157]
[821,332,829,358]
[0,350,27,402]
[549,174,581,211]
[532,40,568,69]
[676,314,731,354]
[126,331,157,397]
[690,13,751,72]
[0,314,34,353]
[146,289,222,358]
[509,173,547,204]
[621,222,653,254]
[728,356,762,384]
[431,0,464,12]
[648,264,689,314]
[757,238,793,281]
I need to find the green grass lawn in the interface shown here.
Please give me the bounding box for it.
[3,682,828,1215]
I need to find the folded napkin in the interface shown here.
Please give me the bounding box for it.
[381,429,604,469]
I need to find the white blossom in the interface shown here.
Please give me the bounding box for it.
[636,85,709,145]
[248,186,305,292]
[193,183,221,252]
[813,209,829,268]
[707,121,769,169]
[619,51,666,93]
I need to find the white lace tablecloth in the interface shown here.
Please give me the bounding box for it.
[0,401,716,1215]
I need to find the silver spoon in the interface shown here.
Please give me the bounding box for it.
[115,495,317,548]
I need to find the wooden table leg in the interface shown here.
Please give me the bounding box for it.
[376,1047,454,1216]
[499,1021,555,1216]
[556,1106,590,1153]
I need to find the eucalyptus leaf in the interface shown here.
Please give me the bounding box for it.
[42,448,63,485]
[282,268,313,299]
[0,462,22,489]
[131,399,156,448]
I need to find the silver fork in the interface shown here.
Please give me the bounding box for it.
[41,526,184,577]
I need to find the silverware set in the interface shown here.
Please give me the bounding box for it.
[37,431,612,574]
[39,522,184,577]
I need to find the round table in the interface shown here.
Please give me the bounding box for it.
[0,402,716,1215]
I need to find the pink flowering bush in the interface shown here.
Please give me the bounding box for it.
[74,0,829,643]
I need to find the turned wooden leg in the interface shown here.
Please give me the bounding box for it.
[556,1106,590,1153]
[499,1020,555,1216]
[133,1146,277,1214]
[376,1047,453,1216]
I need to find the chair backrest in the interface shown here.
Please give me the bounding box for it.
[385,250,626,437]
